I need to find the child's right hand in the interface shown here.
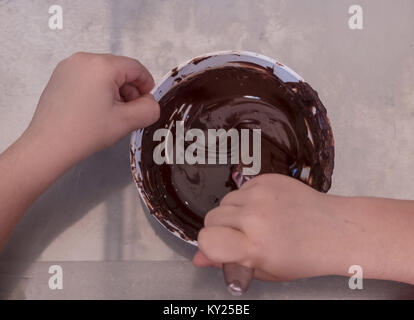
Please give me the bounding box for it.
[194,174,414,283]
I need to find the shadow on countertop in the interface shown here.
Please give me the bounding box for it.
[0,134,195,299]
[0,137,132,298]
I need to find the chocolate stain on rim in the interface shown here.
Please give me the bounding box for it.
[192,55,212,65]
[136,61,334,243]
[171,67,178,77]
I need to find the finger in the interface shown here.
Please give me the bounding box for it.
[239,175,261,190]
[108,55,155,94]
[220,189,251,206]
[193,250,280,282]
[118,93,160,130]
[120,83,140,102]
[193,250,221,268]
[240,173,288,190]
[198,226,251,267]
[204,205,244,230]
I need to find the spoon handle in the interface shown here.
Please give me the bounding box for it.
[222,169,255,296]
[223,263,254,296]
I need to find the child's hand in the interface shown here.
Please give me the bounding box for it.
[194,174,359,281]
[0,53,160,251]
[26,52,160,166]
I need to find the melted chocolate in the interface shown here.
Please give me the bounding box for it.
[138,62,334,241]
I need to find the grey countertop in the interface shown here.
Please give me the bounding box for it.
[0,0,414,299]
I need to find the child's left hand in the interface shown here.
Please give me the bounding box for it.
[27,52,160,166]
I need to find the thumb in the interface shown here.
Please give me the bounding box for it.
[119,93,160,131]
[195,231,281,282]
[197,226,252,268]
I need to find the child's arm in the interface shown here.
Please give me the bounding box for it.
[195,174,414,284]
[0,53,160,251]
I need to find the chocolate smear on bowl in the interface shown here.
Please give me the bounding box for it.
[139,62,334,242]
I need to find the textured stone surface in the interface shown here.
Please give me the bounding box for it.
[1,261,413,300]
[0,0,413,299]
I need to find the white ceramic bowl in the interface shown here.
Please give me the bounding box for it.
[130,50,304,246]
